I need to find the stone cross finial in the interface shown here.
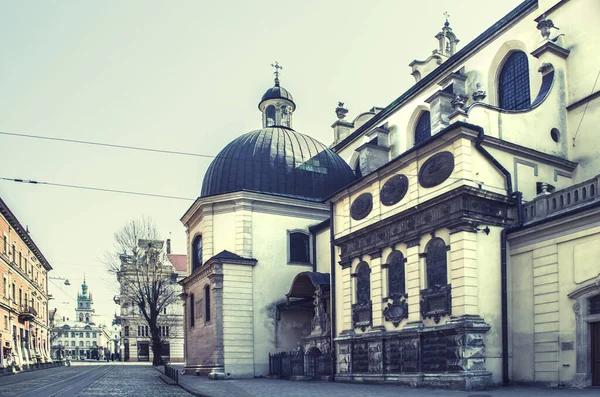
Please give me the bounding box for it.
[271,62,283,86]
[443,11,450,26]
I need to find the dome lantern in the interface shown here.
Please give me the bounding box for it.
[259,62,296,129]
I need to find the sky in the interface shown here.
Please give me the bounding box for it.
[0,0,524,325]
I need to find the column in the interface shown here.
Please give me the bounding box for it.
[405,238,422,323]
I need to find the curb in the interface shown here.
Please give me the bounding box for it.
[152,365,210,397]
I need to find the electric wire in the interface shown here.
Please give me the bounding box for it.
[0,176,195,201]
[572,68,600,146]
[0,131,215,159]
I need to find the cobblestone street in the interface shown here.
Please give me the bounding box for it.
[0,364,192,397]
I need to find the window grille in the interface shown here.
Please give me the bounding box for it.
[387,251,406,297]
[499,51,530,110]
[414,111,431,145]
[425,238,448,287]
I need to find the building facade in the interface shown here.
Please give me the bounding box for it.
[116,239,185,363]
[50,279,111,360]
[0,196,52,372]
[180,0,600,389]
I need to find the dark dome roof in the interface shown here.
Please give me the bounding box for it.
[201,127,355,201]
[260,85,296,110]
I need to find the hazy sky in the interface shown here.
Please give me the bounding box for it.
[0,0,523,324]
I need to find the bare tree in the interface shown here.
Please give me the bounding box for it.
[106,217,181,365]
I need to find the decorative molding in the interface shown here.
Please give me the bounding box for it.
[352,301,372,332]
[336,186,514,265]
[420,284,452,324]
[380,175,409,207]
[383,294,409,327]
[554,169,572,182]
[531,41,571,59]
[418,151,455,189]
[351,193,373,221]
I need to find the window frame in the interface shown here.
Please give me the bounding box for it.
[192,235,202,272]
[286,229,312,265]
[498,50,531,110]
[414,111,431,146]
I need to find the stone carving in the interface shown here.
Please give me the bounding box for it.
[383,295,408,327]
[418,151,455,188]
[338,343,351,373]
[472,82,487,102]
[310,286,330,336]
[420,283,452,324]
[352,341,369,372]
[451,95,466,110]
[536,16,559,40]
[368,341,383,373]
[350,193,373,221]
[338,190,512,265]
[336,102,349,120]
[380,174,409,206]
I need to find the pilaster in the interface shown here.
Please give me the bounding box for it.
[340,263,352,332]
[234,201,253,258]
[449,230,479,315]
[369,251,383,327]
[405,239,421,322]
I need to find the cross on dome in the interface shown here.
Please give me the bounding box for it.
[444,11,450,25]
[271,62,283,86]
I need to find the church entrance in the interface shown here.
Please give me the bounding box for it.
[593,322,600,386]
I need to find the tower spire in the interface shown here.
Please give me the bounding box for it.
[444,11,450,26]
[271,61,283,87]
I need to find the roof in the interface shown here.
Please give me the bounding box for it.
[201,127,356,201]
[259,85,296,110]
[209,250,254,261]
[167,254,187,272]
[332,0,537,152]
[0,196,52,270]
[286,271,330,299]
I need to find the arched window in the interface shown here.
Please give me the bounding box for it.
[356,262,371,305]
[289,231,309,263]
[204,285,211,323]
[192,236,202,271]
[79,313,83,322]
[354,159,362,178]
[414,111,431,145]
[266,105,276,126]
[387,251,406,297]
[425,237,449,287]
[498,51,530,110]
[189,294,195,328]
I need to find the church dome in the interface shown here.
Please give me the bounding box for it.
[260,86,296,110]
[201,127,355,201]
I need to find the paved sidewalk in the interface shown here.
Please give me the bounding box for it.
[161,366,600,397]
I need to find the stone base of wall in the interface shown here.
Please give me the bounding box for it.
[335,371,492,390]
[335,315,492,391]
[183,363,224,376]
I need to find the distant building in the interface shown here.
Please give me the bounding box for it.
[116,239,185,363]
[50,279,111,360]
[0,196,52,371]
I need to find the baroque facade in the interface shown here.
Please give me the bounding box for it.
[180,0,600,389]
[0,196,52,372]
[115,239,185,363]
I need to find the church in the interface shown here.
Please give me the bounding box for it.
[179,0,600,389]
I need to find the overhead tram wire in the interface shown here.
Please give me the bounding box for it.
[0,176,195,202]
[0,131,216,159]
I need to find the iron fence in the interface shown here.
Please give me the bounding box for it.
[269,350,332,378]
[164,364,179,383]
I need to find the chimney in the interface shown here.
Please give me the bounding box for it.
[166,239,171,254]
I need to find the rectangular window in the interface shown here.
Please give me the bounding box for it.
[71,332,75,338]
[11,245,15,263]
[3,315,7,330]
[205,285,211,323]
[163,307,167,315]
[11,283,15,302]
[18,252,22,268]
[124,326,129,337]
[2,236,6,254]
[93,332,96,338]
[2,276,6,298]
[189,294,195,327]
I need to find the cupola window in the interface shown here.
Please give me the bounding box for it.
[498,51,530,110]
[414,111,431,145]
[266,105,276,127]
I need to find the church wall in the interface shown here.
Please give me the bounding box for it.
[314,227,330,274]
[249,209,328,376]
[212,211,236,256]
[222,262,254,377]
[508,215,600,387]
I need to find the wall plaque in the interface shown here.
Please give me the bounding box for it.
[418,151,455,188]
[380,174,409,206]
[350,193,373,220]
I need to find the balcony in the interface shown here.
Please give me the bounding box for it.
[522,175,600,224]
[18,304,38,322]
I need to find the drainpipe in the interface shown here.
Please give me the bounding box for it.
[474,128,513,195]
[329,203,337,381]
[474,127,520,386]
[312,230,317,273]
